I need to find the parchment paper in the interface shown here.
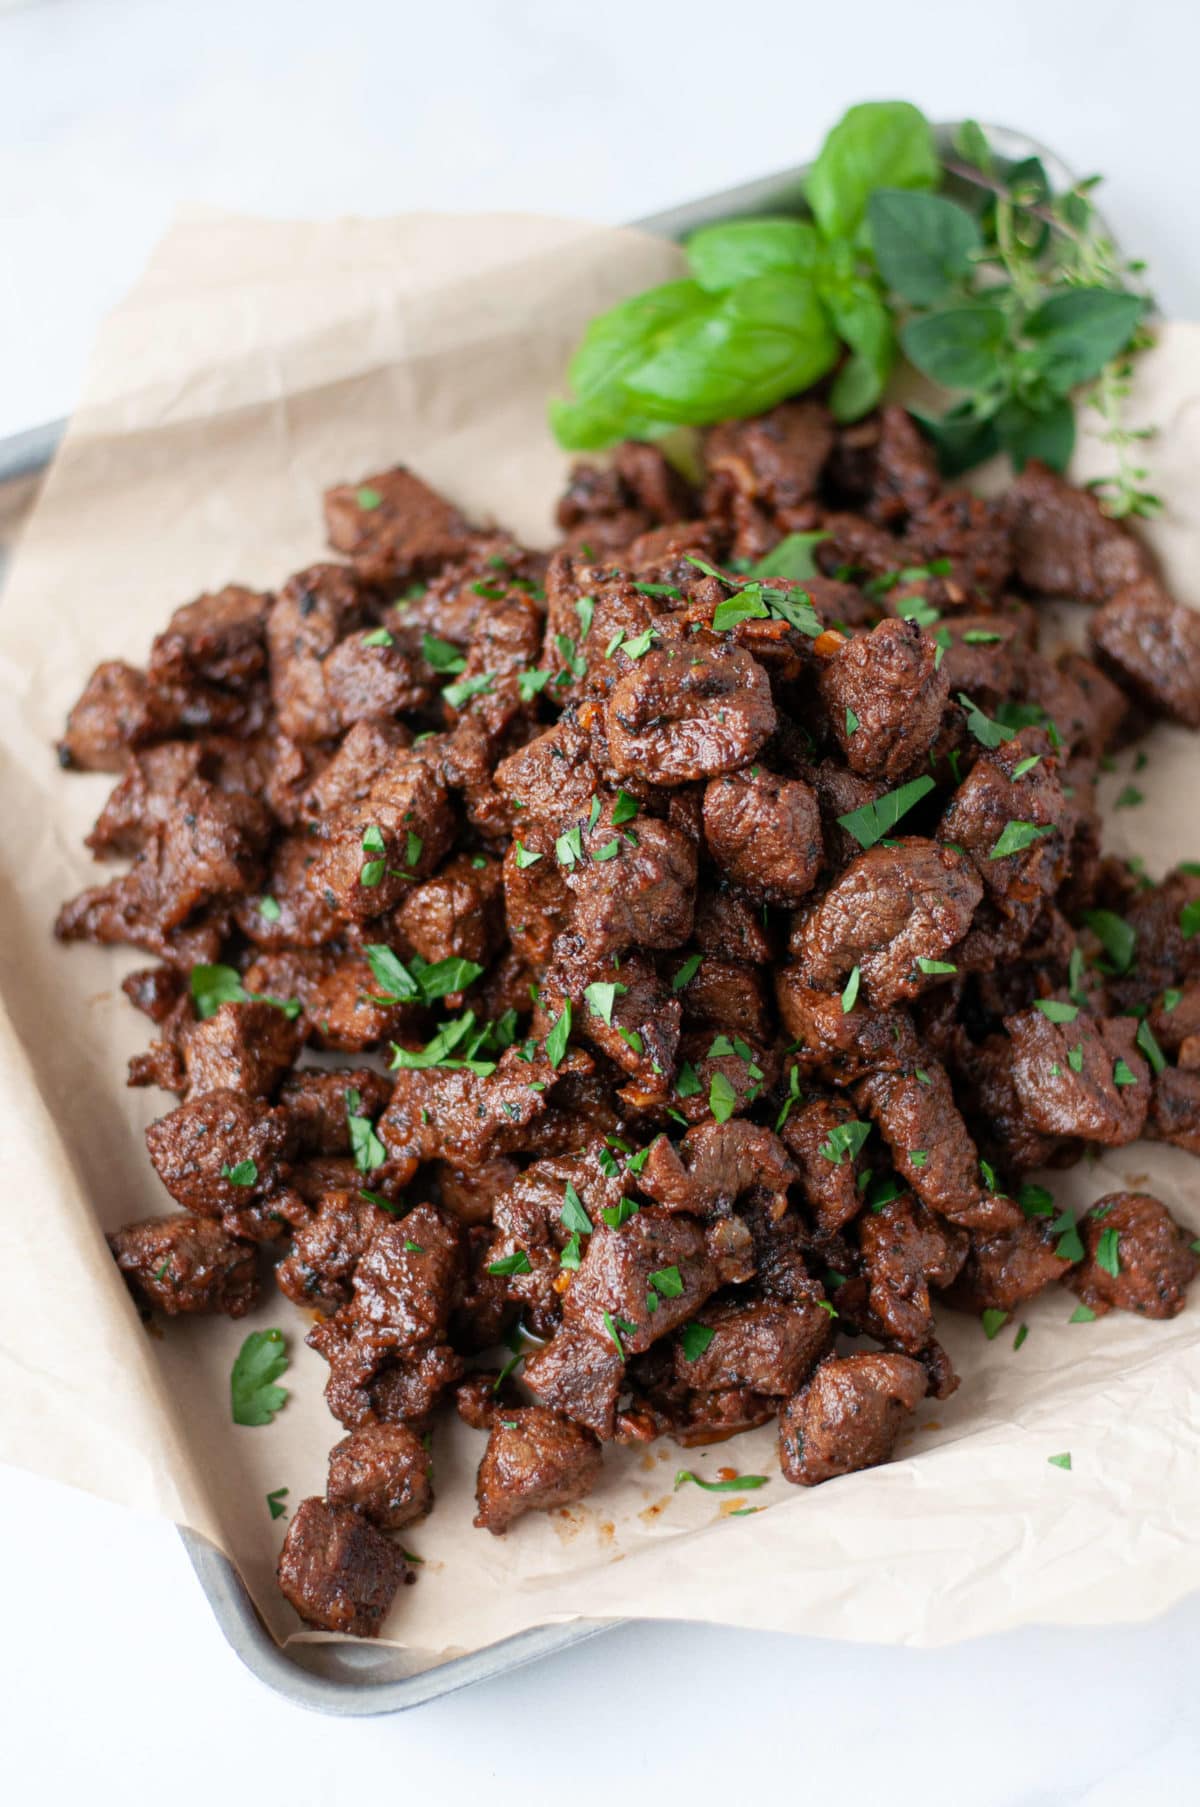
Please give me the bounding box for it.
[4,208,1200,1662]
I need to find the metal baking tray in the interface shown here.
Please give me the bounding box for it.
[6,119,1082,1713]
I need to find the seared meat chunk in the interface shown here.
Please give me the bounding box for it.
[1008,460,1150,602]
[347,1206,463,1365]
[278,1068,392,1154]
[145,1090,296,1218]
[702,768,822,904]
[704,401,834,512]
[779,1353,927,1486]
[266,563,368,743]
[323,465,474,583]
[148,586,270,693]
[109,1214,259,1317]
[605,635,775,784]
[1090,579,1200,728]
[940,732,1070,915]
[858,1195,968,1351]
[673,1295,831,1394]
[820,618,949,781]
[1150,1067,1200,1153]
[1068,1193,1198,1319]
[562,1208,717,1356]
[58,661,165,771]
[638,1119,796,1221]
[275,1189,379,1315]
[790,839,981,1008]
[856,1062,1017,1233]
[1005,1009,1149,1145]
[523,1326,627,1439]
[181,1000,299,1100]
[474,1407,603,1534]
[327,1423,433,1529]
[393,852,503,969]
[565,813,697,957]
[277,1497,409,1636]
[941,1218,1070,1315]
[781,1093,871,1233]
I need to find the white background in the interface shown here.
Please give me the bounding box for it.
[4,1,1200,1799]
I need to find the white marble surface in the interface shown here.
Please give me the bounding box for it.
[5,2,1200,1798]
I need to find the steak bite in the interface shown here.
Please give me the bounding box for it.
[1067,1192,1198,1319]
[638,1119,796,1221]
[672,1295,832,1395]
[857,1195,969,1351]
[148,585,270,694]
[1090,579,1200,728]
[779,1352,928,1487]
[306,749,455,923]
[790,839,982,1008]
[473,1407,603,1534]
[145,1090,296,1218]
[326,1422,433,1529]
[347,1206,463,1366]
[275,1189,379,1315]
[942,1218,1072,1315]
[939,731,1070,914]
[1008,460,1151,602]
[1004,1008,1150,1145]
[781,1093,872,1234]
[604,635,776,784]
[855,1062,1018,1233]
[277,1497,409,1636]
[701,768,822,904]
[181,1000,299,1100]
[109,1214,259,1317]
[819,618,949,781]
[265,562,368,743]
[58,660,166,771]
[562,1208,718,1356]
[323,465,475,584]
[522,1325,628,1439]
[565,812,697,957]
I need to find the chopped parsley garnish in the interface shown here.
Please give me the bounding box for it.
[989,819,1053,860]
[422,632,467,674]
[266,1487,289,1520]
[1052,1209,1085,1263]
[917,957,956,976]
[544,1000,572,1070]
[560,1233,583,1270]
[366,945,483,1006]
[230,1329,288,1427]
[1180,901,1200,940]
[840,965,861,1013]
[649,1265,684,1299]
[981,1308,1007,1340]
[1114,784,1144,810]
[221,1159,257,1188]
[1095,1227,1121,1277]
[1136,1018,1167,1074]
[601,1196,639,1229]
[257,895,282,922]
[555,825,584,866]
[674,1470,768,1493]
[561,1183,593,1234]
[845,706,859,736]
[1112,1058,1138,1087]
[611,790,640,826]
[355,485,383,510]
[1013,1324,1029,1351]
[909,1149,928,1168]
[443,671,495,710]
[488,1250,532,1277]
[517,666,552,702]
[1082,908,1136,974]
[819,1119,871,1166]
[709,1070,737,1124]
[958,692,1015,748]
[671,953,702,992]
[678,1322,716,1363]
[1018,1183,1054,1218]
[837,775,935,850]
[1047,1452,1072,1470]
[1011,754,1042,779]
[345,1088,386,1174]
[1034,999,1078,1023]
[583,979,627,1025]
[620,627,657,660]
[676,1060,702,1098]
[514,840,543,868]
[603,1311,636,1357]
[1069,1304,1096,1323]
[1164,988,1184,1013]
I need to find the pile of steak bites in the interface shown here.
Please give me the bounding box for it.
[56,400,1200,1636]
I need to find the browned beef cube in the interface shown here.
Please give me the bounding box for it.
[1108,870,1200,1015]
[604,636,775,785]
[820,618,949,782]
[58,660,168,771]
[1043,651,1129,756]
[348,1206,462,1366]
[277,1497,408,1636]
[555,948,679,1099]
[488,1149,626,1337]
[672,954,771,1043]
[704,401,835,511]
[953,1032,1066,1174]
[780,1093,870,1234]
[1068,1192,1198,1319]
[321,627,432,729]
[393,852,503,970]
[300,719,411,821]
[437,1154,520,1226]
[473,1407,603,1535]
[858,1195,968,1350]
[522,1325,627,1439]
[943,1218,1073,1314]
[145,1089,296,1217]
[693,882,773,964]
[856,1062,1019,1233]
[669,1028,777,1127]
[278,1068,392,1154]
[638,1119,796,1220]
[1008,460,1150,602]
[87,739,267,860]
[306,750,455,923]
[148,586,270,693]
[790,839,981,1009]
[323,466,474,583]
[673,1295,831,1394]
[862,406,941,525]
[266,563,368,742]
[779,1352,928,1486]
[1090,578,1200,728]
[775,971,919,1083]
[316,1328,464,1433]
[231,835,341,948]
[936,613,1020,707]
[903,490,1013,604]
[109,1213,259,1317]
[701,768,822,905]
[303,954,420,1054]
[540,562,663,706]
[939,731,1070,915]
[1151,1067,1200,1154]
[379,1044,572,1172]
[565,812,696,958]
[276,1189,380,1314]
[181,1000,299,1100]
[326,1423,432,1529]
[1005,1009,1149,1145]
[562,1208,716,1356]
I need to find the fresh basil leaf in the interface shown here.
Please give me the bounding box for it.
[804,100,938,240]
[868,188,982,305]
[1023,287,1146,393]
[686,216,823,291]
[901,305,1008,391]
[823,277,895,420]
[993,395,1076,473]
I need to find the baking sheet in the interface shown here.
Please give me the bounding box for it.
[4,202,1200,1669]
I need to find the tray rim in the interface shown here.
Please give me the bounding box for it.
[18,117,1091,1714]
